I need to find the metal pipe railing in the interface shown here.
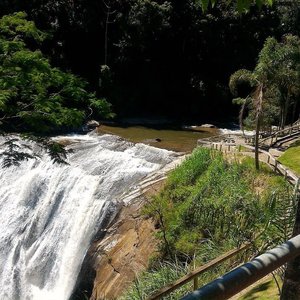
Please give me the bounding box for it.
[147,243,251,300]
[181,234,300,300]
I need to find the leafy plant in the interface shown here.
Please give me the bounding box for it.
[0,12,114,134]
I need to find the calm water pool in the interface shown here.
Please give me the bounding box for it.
[97,125,219,153]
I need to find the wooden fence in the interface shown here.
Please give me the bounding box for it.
[258,122,300,147]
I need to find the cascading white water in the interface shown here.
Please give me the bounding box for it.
[0,134,179,300]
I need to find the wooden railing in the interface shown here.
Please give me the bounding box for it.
[200,140,300,187]
[146,243,252,300]
[258,122,300,147]
[239,144,300,186]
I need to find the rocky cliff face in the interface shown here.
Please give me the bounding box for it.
[90,180,164,299]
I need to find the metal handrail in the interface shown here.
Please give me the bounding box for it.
[182,234,300,300]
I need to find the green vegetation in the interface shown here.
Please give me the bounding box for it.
[278,141,300,175]
[230,35,300,169]
[0,12,113,134]
[195,0,274,13]
[121,261,191,299]
[240,276,281,300]
[122,148,294,298]
[230,35,300,131]
[1,2,297,120]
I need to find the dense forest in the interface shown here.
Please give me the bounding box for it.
[1,0,300,122]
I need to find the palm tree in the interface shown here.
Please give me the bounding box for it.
[229,36,300,169]
[229,69,265,170]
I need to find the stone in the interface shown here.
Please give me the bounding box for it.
[87,120,100,129]
[201,124,216,128]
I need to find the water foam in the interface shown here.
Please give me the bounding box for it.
[0,134,178,300]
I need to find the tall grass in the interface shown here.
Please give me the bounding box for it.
[120,261,190,300]
[123,148,294,299]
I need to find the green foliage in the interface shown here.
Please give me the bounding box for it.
[229,69,256,96]
[125,148,294,298]
[0,12,113,134]
[0,135,72,167]
[230,35,300,130]
[0,138,36,167]
[166,148,212,188]
[0,12,46,43]
[120,261,190,299]
[195,0,273,12]
[146,149,293,258]
[0,1,292,120]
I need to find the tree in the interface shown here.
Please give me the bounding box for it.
[0,12,114,134]
[0,1,285,119]
[269,35,300,128]
[194,0,274,13]
[230,36,300,169]
[229,69,266,170]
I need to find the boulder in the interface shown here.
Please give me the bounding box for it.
[87,120,100,129]
[201,124,216,128]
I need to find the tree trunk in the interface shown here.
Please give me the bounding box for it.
[281,192,300,300]
[104,4,110,65]
[280,106,284,129]
[254,84,263,171]
[283,94,290,128]
[255,115,260,170]
[292,100,298,123]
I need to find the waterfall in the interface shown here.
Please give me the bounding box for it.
[0,134,179,300]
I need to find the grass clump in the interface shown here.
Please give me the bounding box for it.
[120,261,190,300]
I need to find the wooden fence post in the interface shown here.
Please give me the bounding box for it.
[193,276,199,290]
[294,178,300,194]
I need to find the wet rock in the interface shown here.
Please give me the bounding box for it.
[87,120,100,130]
[87,180,165,300]
[201,124,216,128]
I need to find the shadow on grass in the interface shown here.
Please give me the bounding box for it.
[242,280,276,300]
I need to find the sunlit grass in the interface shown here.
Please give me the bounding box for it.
[239,276,281,300]
[278,143,300,175]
